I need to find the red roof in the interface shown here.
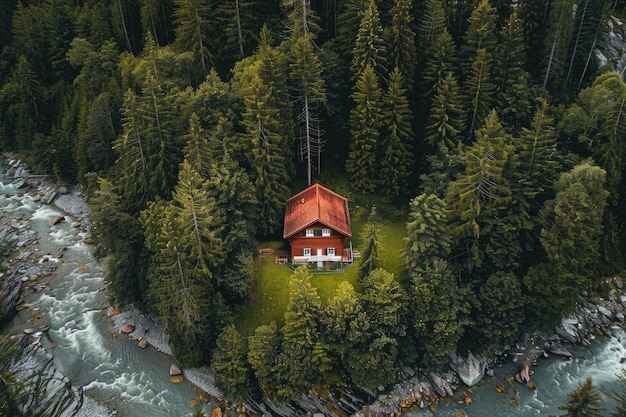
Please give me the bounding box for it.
[283,184,351,239]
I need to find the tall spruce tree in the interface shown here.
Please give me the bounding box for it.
[351,0,387,78]
[380,67,413,199]
[346,65,383,193]
[464,48,496,140]
[425,71,465,150]
[386,0,417,90]
[404,193,451,275]
[276,266,330,401]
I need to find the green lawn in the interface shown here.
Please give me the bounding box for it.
[235,205,408,336]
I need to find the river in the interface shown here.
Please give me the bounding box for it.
[1,166,625,417]
[0,173,209,417]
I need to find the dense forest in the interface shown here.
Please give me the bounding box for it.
[2,0,626,403]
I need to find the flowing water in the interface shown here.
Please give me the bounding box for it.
[1,169,626,417]
[406,327,626,416]
[0,177,207,417]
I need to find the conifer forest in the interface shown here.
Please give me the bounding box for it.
[2,0,626,402]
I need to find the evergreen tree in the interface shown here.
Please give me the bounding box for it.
[380,67,413,199]
[89,177,147,306]
[351,0,387,78]
[211,324,251,401]
[424,72,465,150]
[421,29,457,98]
[386,0,417,90]
[459,0,498,77]
[320,281,362,362]
[416,0,447,60]
[517,0,549,80]
[476,271,525,352]
[542,0,575,92]
[495,8,527,96]
[233,32,294,235]
[359,206,381,279]
[140,0,175,46]
[558,377,604,417]
[464,48,496,140]
[409,259,470,369]
[404,193,451,275]
[346,65,383,193]
[247,321,280,396]
[539,160,609,277]
[173,0,214,81]
[446,110,513,268]
[276,266,330,401]
[288,34,327,185]
[360,268,405,339]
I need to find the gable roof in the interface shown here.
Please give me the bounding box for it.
[283,184,351,239]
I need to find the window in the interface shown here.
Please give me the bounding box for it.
[305,229,314,237]
[327,248,335,256]
[322,229,331,236]
[303,248,311,256]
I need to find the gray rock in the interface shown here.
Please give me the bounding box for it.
[449,352,487,387]
[549,343,574,358]
[598,305,612,318]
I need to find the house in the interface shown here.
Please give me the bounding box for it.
[283,184,352,268]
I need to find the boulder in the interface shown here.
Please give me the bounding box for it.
[548,343,574,358]
[428,372,455,397]
[450,352,487,387]
[120,324,135,334]
[58,186,69,194]
[48,216,65,226]
[169,363,182,376]
[138,339,147,349]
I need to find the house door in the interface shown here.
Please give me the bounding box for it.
[317,249,323,268]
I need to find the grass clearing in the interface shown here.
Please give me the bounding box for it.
[235,197,408,336]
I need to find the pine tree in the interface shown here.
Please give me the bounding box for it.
[425,72,465,150]
[476,271,525,352]
[351,0,387,78]
[494,9,527,95]
[173,0,214,80]
[517,0,549,80]
[416,0,447,60]
[320,281,361,360]
[359,206,381,279]
[404,193,451,275]
[539,160,609,276]
[247,321,280,396]
[446,110,513,268]
[276,266,330,401]
[380,67,413,199]
[387,0,417,89]
[89,177,146,305]
[464,48,496,140]
[234,33,294,235]
[360,268,405,338]
[346,65,383,193]
[288,34,327,185]
[558,377,604,417]
[211,325,251,401]
[409,259,470,369]
[542,0,575,92]
[459,0,498,77]
[140,0,175,46]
